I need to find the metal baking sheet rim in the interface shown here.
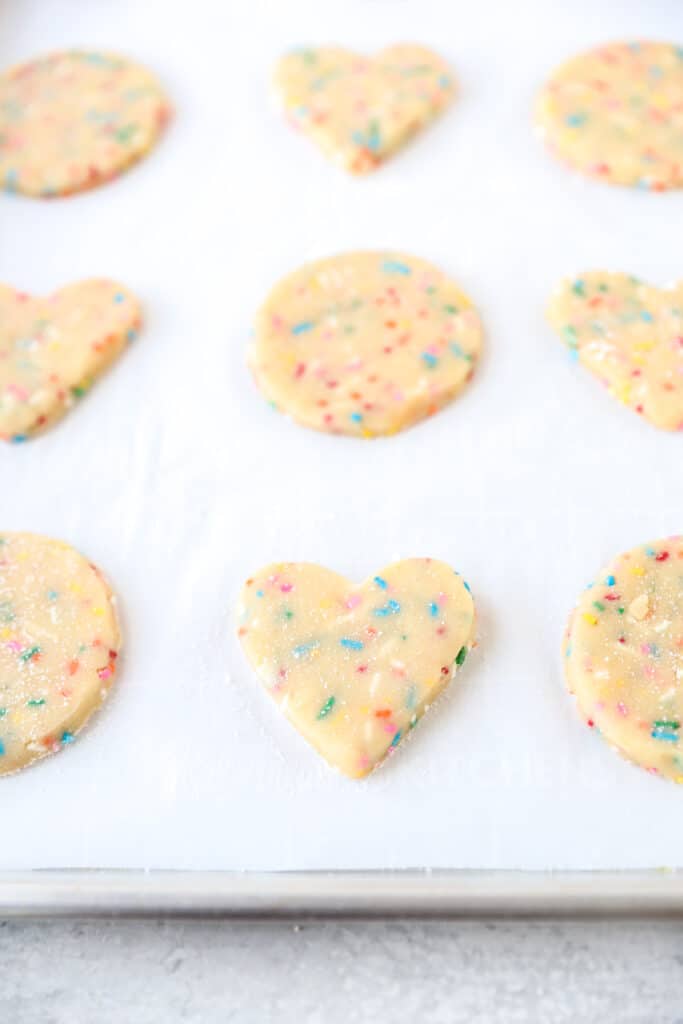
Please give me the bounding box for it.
[2,870,683,918]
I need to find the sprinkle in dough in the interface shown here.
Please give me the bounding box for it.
[547,272,683,431]
[274,45,455,173]
[564,537,683,782]
[250,251,483,438]
[0,50,170,197]
[536,41,683,190]
[237,559,476,778]
[0,279,142,442]
[0,533,121,775]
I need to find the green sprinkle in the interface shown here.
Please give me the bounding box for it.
[71,384,88,398]
[654,720,680,729]
[26,698,46,707]
[593,601,605,612]
[443,303,459,314]
[0,708,6,718]
[115,123,137,143]
[317,696,335,720]
[20,646,40,662]
[283,609,294,621]
[617,607,625,615]
[455,646,467,666]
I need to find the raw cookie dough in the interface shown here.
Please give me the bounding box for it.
[564,536,683,782]
[0,50,170,197]
[536,41,683,190]
[0,279,142,442]
[547,272,683,431]
[274,45,455,173]
[0,532,121,775]
[250,251,483,438]
[237,559,476,778]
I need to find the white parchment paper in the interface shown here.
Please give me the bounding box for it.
[1,0,682,871]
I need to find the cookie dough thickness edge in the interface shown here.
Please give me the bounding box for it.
[0,532,122,775]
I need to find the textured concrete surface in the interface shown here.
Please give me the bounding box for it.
[2,919,683,1022]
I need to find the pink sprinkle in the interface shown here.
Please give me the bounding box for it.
[617,701,628,717]
[280,583,293,593]
[97,666,112,680]
[345,594,362,609]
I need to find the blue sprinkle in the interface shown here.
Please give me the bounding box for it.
[11,434,28,444]
[349,412,363,423]
[381,260,411,275]
[340,637,364,651]
[293,641,319,659]
[47,590,59,601]
[0,740,4,756]
[4,169,18,192]
[374,599,401,617]
[438,75,451,89]
[450,341,465,358]
[256,589,264,598]
[374,576,388,590]
[428,602,438,617]
[652,729,678,743]
[565,113,587,127]
[390,730,402,748]
[405,685,418,710]
[421,352,438,369]
[645,547,656,557]
[113,293,125,303]
[291,321,314,335]
[640,311,653,322]
[463,581,471,593]
[61,731,75,745]
[126,328,138,343]
[605,575,616,586]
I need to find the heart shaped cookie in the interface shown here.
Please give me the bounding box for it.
[547,272,683,430]
[0,532,121,775]
[536,42,683,190]
[0,279,142,441]
[0,50,170,197]
[250,251,483,438]
[237,559,476,778]
[564,536,683,781]
[274,45,455,173]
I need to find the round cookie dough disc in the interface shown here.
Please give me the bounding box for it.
[565,536,683,781]
[0,533,121,774]
[536,41,683,190]
[0,50,170,197]
[250,251,483,438]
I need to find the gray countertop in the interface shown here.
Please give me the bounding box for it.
[3,918,683,1022]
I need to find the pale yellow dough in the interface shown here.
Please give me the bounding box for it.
[0,279,142,442]
[536,41,683,190]
[0,533,121,775]
[565,537,683,782]
[237,559,476,778]
[547,272,683,431]
[274,45,455,173]
[250,251,483,438]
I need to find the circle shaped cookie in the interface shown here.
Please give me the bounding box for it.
[536,41,683,189]
[250,252,483,438]
[0,50,170,197]
[564,536,683,781]
[0,533,121,774]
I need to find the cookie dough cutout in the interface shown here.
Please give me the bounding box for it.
[536,41,683,190]
[250,251,483,438]
[565,537,683,781]
[0,279,142,442]
[274,45,455,173]
[0,50,170,197]
[237,559,476,778]
[547,272,683,431]
[0,533,121,775]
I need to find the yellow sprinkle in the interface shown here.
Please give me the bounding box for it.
[675,776,683,785]
[633,341,655,352]
[630,566,645,576]
[582,613,599,626]
[92,607,105,617]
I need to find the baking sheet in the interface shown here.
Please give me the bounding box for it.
[2,0,683,876]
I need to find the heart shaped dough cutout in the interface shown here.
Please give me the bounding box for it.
[0,279,142,441]
[0,50,170,197]
[564,536,683,781]
[536,41,683,190]
[274,45,455,173]
[0,532,121,775]
[250,251,483,438]
[548,272,683,431]
[237,559,476,778]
